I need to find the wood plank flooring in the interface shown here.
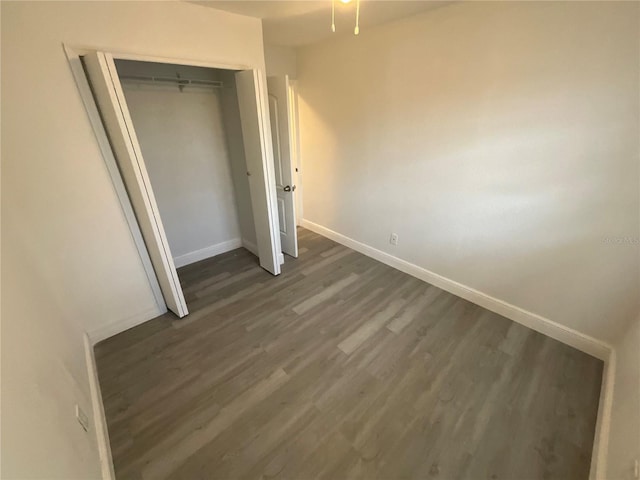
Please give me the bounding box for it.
[95,228,603,480]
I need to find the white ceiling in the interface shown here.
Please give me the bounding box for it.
[193,1,452,47]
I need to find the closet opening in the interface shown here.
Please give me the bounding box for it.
[76,50,296,321]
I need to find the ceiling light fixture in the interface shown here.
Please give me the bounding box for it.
[331,0,361,35]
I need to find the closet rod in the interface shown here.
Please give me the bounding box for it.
[119,75,224,89]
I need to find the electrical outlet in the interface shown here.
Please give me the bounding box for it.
[390,233,399,246]
[75,404,89,432]
[634,459,639,479]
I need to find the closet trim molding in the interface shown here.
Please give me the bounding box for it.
[113,51,251,72]
[64,44,167,317]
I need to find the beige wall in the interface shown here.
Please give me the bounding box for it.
[1,1,265,476]
[607,315,640,479]
[297,1,640,344]
[122,78,242,264]
[2,225,103,479]
[264,44,297,78]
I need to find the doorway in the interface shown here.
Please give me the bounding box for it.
[78,50,287,319]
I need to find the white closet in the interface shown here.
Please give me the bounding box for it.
[116,60,258,268]
[82,51,282,318]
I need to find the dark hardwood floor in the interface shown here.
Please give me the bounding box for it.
[95,227,603,479]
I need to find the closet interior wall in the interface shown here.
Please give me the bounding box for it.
[218,69,259,254]
[115,60,258,268]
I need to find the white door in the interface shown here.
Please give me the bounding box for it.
[267,76,299,258]
[235,70,282,275]
[83,51,188,317]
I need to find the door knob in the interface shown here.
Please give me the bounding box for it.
[284,185,291,192]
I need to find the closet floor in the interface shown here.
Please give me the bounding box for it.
[95,227,603,480]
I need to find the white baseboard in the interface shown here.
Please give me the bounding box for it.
[242,239,259,256]
[88,305,164,344]
[301,219,612,361]
[302,218,614,477]
[83,334,115,480]
[173,238,243,268]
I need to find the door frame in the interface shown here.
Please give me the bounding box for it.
[65,45,165,315]
[64,44,283,316]
[288,79,304,226]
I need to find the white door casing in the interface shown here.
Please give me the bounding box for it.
[288,79,304,226]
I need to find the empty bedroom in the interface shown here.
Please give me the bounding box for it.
[1,1,639,479]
